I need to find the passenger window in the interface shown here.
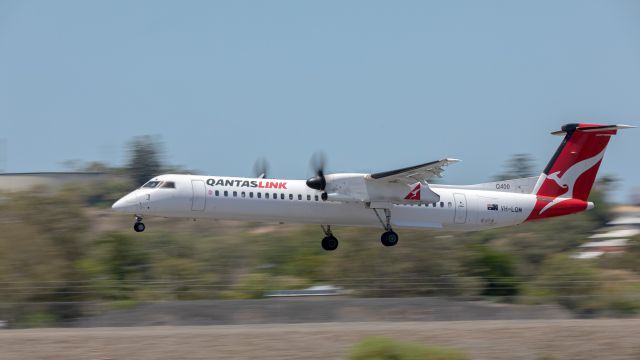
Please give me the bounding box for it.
[257,193,261,199]
[224,190,228,197]
[289,194,293,200]
[233,191,237,197]
[266,193,270,199]
[160,181,176,189]
[315,195,319,201]
[249,192,253,198]
[307,195,311,201]
[297,194,302,200]
[241,192,246,198]
[281,193,285,200]
[215,190,219,196]
[440,202,444,207]
[448,202,452,208]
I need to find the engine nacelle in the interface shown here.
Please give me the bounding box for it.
[322,192,362,202]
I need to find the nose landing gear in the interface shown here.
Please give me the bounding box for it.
[133,216,145,232]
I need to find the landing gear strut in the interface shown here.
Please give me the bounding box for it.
[372,208,399,247]
[320,225,338,251]
[133,216,145,233]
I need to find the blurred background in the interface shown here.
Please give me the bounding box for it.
[2,1,640,359]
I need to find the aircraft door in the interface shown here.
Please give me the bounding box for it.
[191,180,206,211]
[453,193,467,224]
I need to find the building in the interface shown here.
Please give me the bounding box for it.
[0,172,114,192]
[573,207,640,259]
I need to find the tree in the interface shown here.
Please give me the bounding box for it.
[127,135,163,186]
[494,153,536,181]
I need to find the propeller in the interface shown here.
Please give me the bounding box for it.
[306,152,327,191]
[253,157,269,179]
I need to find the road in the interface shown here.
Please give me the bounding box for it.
[2,319,640,360]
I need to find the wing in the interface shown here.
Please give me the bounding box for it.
[367,158,461,184]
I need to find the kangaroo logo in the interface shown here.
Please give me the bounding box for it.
[404,183,421,200]
[538,148,606,214]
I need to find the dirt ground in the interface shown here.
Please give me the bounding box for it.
[2,320,640,360]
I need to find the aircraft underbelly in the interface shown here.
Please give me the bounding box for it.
[201,198,469,230]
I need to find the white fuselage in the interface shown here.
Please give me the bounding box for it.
[114,174,540,232]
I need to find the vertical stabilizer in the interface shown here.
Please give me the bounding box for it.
[527,123,633,221]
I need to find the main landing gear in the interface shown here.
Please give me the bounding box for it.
[133,216,146,233]
[320,225,338,251]
[318,207,399,251]
[372,208,399,247]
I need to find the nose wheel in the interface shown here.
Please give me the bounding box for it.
[133,216,145,232]
[320,225,338,251]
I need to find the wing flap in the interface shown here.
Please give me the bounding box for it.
[367,158,461,184]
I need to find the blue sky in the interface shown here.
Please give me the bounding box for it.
[1,1,639,201]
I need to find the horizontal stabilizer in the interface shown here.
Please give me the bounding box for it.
[551,123,635,136]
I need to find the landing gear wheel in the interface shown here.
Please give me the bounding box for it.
[321,236,339,251]
[134,222,146,233]
[381,231,399,247]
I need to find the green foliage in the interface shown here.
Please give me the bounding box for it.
[220,273,271,299]
[592,270,640,315]
[349,336,468,360]
[0,191,89,309]
[74,178,135,208]
[14,310,57,328]
[493,153,536,181]
[466,245,519,297]
[530,255,601,312]
[127,135,163,186]
[496,213,598,275]
[587,189,613,226]
[598,236,640,273]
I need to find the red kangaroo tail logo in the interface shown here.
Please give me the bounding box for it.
[404,183,421,200]
[526,123,622,221]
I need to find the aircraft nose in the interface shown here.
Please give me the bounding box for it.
[112,192,140,213]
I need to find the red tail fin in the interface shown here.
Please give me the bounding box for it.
[533,123,618,201]
[526,123,632,221]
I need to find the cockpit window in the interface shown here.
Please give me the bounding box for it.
[160,181,176,189]
[142,181,161,189]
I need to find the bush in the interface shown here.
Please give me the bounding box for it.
[349,336,468,360]
[467,245,519,297]
[531,254,600,313]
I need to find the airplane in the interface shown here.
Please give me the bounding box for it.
[112,123,633,251]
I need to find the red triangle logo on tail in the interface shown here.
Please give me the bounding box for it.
[404,183,421,200]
